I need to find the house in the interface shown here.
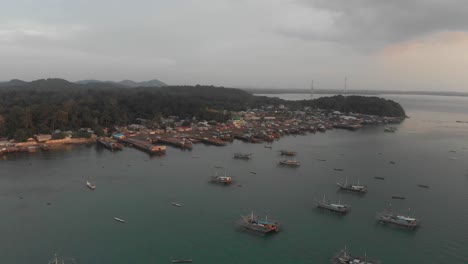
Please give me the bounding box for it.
[35,134,52,142]
[113,133,125,140]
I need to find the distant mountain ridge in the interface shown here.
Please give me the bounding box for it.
[75,79,167,87]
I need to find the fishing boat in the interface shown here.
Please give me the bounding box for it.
[337,176,367,193]
[264,145,272,149]
[239,212,280,234]
[384,126,397,133]
[331,246,381,264]
[210,171,232,184]
[171,202,182,207]
[278,159,300,167]
[418,184,430,188]
[374,176,385,180]
[114,217,125,223]
[171,258,193,263]
[86,180,96,190]
[48,253,75,264]
[391,196,405,200]
[233,153,252,159]
[279,150,296,156]
[376,205,420,229]
[334,168,344,172]
[315,195,350,214]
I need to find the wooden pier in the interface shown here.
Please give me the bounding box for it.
[153,137,192,150]
[120,137,166,154]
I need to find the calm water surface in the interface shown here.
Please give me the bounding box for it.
[1,94,468,263]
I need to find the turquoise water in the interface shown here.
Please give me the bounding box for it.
[1,95,468,263]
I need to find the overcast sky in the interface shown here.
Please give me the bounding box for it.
[1,0,468,91]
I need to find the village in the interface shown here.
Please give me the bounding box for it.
[0,105,403,157]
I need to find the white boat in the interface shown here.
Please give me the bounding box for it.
[114,217,125,223]
[86,180,96,190]
[171,202,182,207]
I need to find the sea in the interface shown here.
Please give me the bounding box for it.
[1,94,467,263]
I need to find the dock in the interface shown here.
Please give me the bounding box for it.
[154,137,192,150]
[201,137,226,146]
[120,137,166,155]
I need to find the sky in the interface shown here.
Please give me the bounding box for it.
[1,0,468,91]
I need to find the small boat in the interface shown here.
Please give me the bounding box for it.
[249,171,257,174]
[384,126,397,133]
[331,246,381,264]
[333,168,344,172]
[279,150,296,156]
[264,145,272,149]
[418,184,430,188]
[48,253,75,264]
[210,172,232,184]
[86,180,96,190]
[374,176,385,180]
[171,202,182,207]
[376,205,420,229]
[171,259,193,263]
[114,217,125,223]
[392,196,405,200]
[315,194,350,214]
[239,212,280,234]
[316,159,327,162]
[337,176,367,193]
[278,159,300,167]
[389,161,396,164]
[233,153,252,159]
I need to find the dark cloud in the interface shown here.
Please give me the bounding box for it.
[281,0,468,49]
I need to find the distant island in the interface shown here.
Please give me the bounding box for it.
[0,78,405,142]
[248,88,468,97]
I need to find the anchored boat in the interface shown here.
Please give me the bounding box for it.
[331,246,381,264]
[337,176,367,193]
[239,212,280,234]
[86,180,96,190]
[384,126,397,132]
[171,258,193,263]
[233,153,252,160]
[278,159,300,167]
[210,171,232,184]
[315,195,350,214]
[279,150,297,156]
[114,217,125,223]
[376,205,420,229]
[48,253,75,264]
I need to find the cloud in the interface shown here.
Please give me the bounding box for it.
[279,0,468,49]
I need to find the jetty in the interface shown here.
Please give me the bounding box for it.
[97,137,123,151]
[201,137,226,146]
[153,136,192,150]
[120,137,166,155]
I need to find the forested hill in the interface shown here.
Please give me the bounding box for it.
[293,95,407,118]
[0,79,406,141]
